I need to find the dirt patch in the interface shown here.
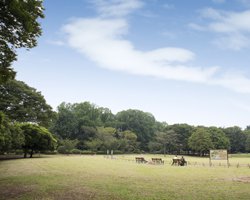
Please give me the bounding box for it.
[51,187,96,200]
[0,184,36,200]
[233,177,250,183]
[51,186,122,200]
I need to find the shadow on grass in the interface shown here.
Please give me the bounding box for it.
[0,154,52,161]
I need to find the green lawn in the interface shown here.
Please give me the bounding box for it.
[0,154,250,200]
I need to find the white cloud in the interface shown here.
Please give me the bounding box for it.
[191,8,250,50]
[62,1,250,94]
[63,18,218,83]
[93,0,143,17]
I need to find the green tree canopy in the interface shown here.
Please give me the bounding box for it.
[0,80,55,127]
[207,126,230,149]
[116,109,156,150]
[0,0,44,83]
[155,130,178,155]
[0,111,24,153]
[188,127,214,156]
[20,123,57,158]
[222,126,246,153]
[165,124,194,154]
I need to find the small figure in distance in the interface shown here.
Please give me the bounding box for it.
[180,156,186,166]
[174,155,178,159]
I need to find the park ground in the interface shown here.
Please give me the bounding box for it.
[0,154,250,200]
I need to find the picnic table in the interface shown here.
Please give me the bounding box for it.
[135,157,147,163]
[152,158,164,164]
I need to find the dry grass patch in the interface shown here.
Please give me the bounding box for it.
[0,184,36,200]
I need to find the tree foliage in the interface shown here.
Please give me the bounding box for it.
[116,109,156,150]
[207,127,230,149]
[188,127,213,156]
[0,0,44,83]
[0,112,24,153]
[0,80,55,127]
[222,126,246,153]
[20,123,57,158]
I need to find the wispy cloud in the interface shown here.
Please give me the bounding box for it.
[63,0,250,94]
[93,0,143,17]
[190,8,250,50]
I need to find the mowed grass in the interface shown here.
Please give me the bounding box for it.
[0,154,250,200]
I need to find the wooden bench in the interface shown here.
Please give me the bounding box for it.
[135,157,147,163]
[152,158,164,164]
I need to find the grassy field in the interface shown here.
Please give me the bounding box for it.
[0,154,250,200]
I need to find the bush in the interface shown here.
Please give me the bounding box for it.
[42,150,57,155]
[57,146,69,154]
[81,150,93,155]
[71,149,82,154]
[113,150,123,154]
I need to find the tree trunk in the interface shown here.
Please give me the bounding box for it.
[24,151,27,158]
[164,144,166,157]
[30,149,33,158]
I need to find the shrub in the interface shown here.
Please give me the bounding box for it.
[71,149,82,154]
[81,150,93,155]
[57,146,68,154]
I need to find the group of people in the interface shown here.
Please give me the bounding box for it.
[172,155,187,166]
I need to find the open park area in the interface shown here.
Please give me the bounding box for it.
[1,154,250,200]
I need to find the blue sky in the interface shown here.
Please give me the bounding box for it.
[13,0,250,128]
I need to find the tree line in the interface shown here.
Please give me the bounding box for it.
[1,79,250,157]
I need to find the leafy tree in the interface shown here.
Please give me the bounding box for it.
[244,130,250,153]
[188,127,213,156]
[0,112,24,153]
[148,141,162,153]
[155,130,178,156]
[222,126,246,153]
[57,139,78,154]
[207,127,230,149]
[116,109,156,150]
[165,124,194,154]
[50,103,78,139]
[85,138,102,153]
[51,102,112,142]
[96,127,119,151]
[0,112,12,153]
[0,80,55,127]
[20,123,57,158]
[117,130,138,152]
[0,0,44,83]
[85,127,121,152]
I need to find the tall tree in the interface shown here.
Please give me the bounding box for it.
[188,127,213,156]
[116,109,156,150]
[0,0,44,83]
[222,126,246,153]
[155,130,178,156]
[244,129,250,153]
[0,112,24,153]
[0,80,55,127]
[165,124,194,154]
[207,127,230,149]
